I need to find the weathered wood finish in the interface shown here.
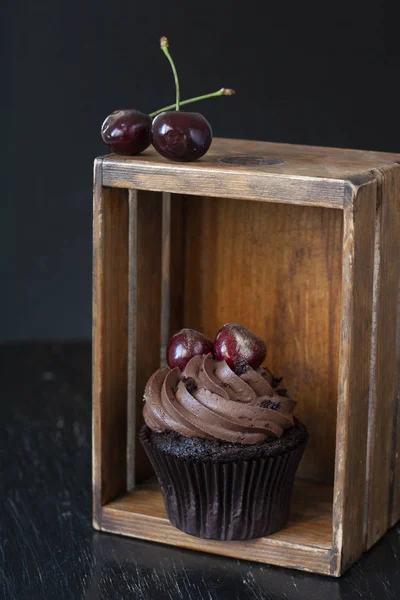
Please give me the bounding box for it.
[93,160,129,525]
[160,193,185,364]
[103,160,345,208]
[93,138,400,576]
[365,165,400,545]
[391,346,400,525]
[102,479,334,575]
[332,179,376,575]
[384,166,400,528]
[127,190,163,487]
[101,138,400,208]
[183,196,342,483]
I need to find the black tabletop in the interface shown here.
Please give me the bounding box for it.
[1,342,400,599]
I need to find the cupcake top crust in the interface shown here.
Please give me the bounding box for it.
[143,324,297,445]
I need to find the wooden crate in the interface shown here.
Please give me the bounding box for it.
[92,138,400,576]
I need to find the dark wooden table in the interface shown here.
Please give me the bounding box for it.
[1,343,400,599]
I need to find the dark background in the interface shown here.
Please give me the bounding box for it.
[2,0,400,341]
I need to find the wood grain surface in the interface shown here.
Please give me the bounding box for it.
[101,138,400,208]
[182,195,343,483]
[126,190,163,488]
[332,179,377,575]
[102,479,333,575]
[160,193,185,364]
[386,166,400,528]
[103,137,400,178]
[93,161,129,523]
[391,364,400,526]
[365,164,400,546]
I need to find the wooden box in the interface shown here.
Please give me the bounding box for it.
[92,138,400,576]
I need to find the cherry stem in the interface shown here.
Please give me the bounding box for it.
[149,88,235,118]
[160,37,180,111]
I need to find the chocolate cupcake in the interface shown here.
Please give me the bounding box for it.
[140,325,308,541]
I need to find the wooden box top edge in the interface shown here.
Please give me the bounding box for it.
[99,137,400,182]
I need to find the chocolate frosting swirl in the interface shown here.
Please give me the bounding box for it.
[143,353,296,444]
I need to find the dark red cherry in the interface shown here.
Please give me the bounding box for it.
[166,328,213,371]
[101,109,152,155]
[152,111,212,162]
[213,323,267,370]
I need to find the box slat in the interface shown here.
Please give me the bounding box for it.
[101,479,333,575]
[127,190,163,487]
[93,162,130,523]
[102,160,346,208]
[365,164,400,546]
[160,193,185,363]
[103,137,400,180]
[332,179,377,575]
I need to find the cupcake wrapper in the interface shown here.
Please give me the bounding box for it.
[139,429,306,540]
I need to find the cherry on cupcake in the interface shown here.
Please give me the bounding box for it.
[101,109,152,155]
[213,323,267,370]
[166,328,213,371]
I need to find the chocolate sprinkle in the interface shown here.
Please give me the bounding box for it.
[182,377,197,394]
[272,376,283,387]
[233,358,250,376]
[260,399,282,410]
[171,383,179,394]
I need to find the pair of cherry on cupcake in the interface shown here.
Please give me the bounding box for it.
[101,37,234,162]
[167,322,267,372]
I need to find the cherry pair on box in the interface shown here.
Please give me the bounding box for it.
[101,108,212,162]
[100,37,234,162]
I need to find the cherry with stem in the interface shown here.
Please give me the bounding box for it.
[101,87,234,156]
[152,37,213,162]
[101,37,235,157]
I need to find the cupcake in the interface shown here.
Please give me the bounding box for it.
[140,323,308,540]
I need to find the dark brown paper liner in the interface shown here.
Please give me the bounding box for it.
[139,428,307,540]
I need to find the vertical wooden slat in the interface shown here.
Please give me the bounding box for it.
[126,190,163,485]
[126,191,138,490]
[385,165,400,528]
[365,164,400,546]
[169,195,186,335]
[160,193,186,365]
[93,159,130,527]
[332,177,377,575]
[390,298,400,525]
[160,192,172,365]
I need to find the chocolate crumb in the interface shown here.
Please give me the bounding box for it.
[182,377,197,394]
[171,383,179,394]
[222,382,229,387]
[233,358,250,376]
[260,400,282,410]
[272,376,283,387]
